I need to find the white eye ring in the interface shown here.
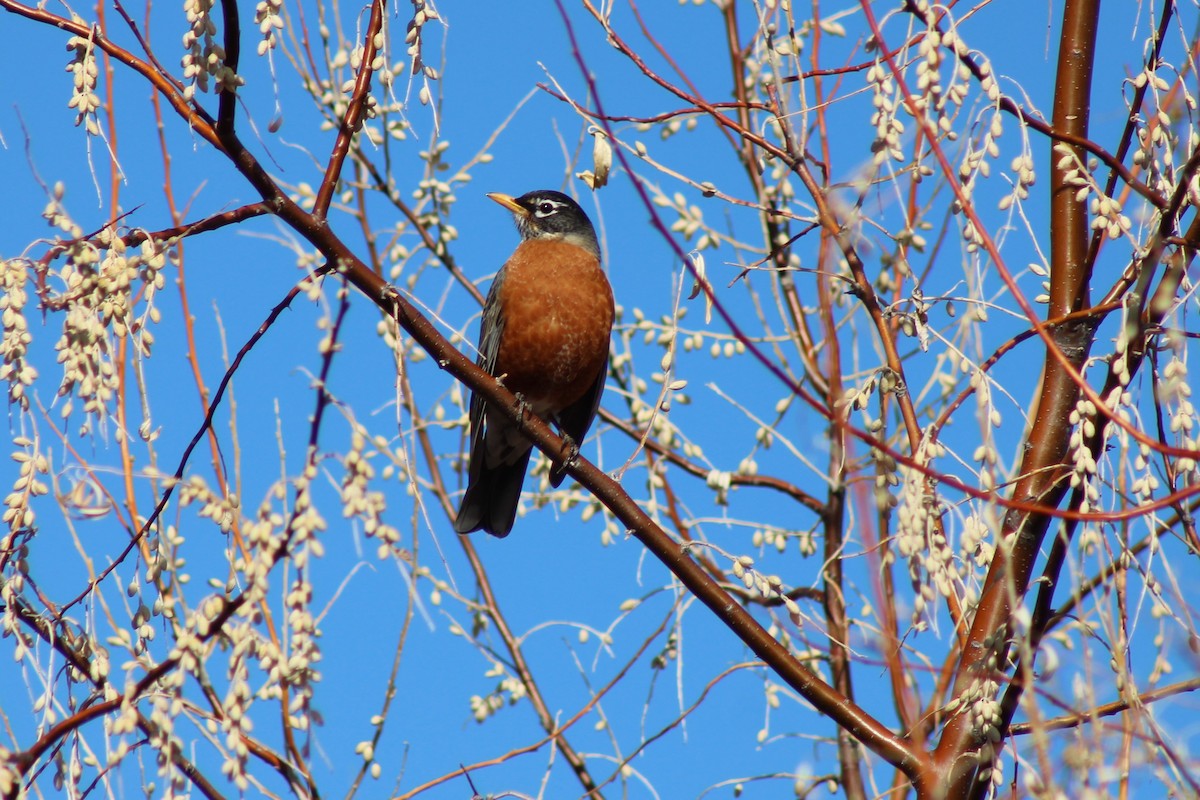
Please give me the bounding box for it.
[535,200,559,217]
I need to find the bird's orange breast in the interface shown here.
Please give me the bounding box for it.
[493,240,614,414]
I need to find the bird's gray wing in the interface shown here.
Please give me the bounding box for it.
[467,273,506,476]
[549,350,609,488]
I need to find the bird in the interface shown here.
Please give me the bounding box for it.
[454,190,614,538]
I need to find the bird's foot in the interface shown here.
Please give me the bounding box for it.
[559,433,579,468]
[512,392,532,428]
[548,432,580,487]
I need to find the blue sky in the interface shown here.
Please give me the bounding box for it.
[1,1,1198,798]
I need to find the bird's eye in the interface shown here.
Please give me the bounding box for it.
[536,201,557,216]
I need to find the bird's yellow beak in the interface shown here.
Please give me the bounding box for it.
[486,192,526,216]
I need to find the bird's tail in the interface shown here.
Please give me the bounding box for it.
[453,449,533,537]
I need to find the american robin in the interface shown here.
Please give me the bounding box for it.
[453,190,614,538]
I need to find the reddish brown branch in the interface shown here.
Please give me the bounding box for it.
[932,1,1100,796]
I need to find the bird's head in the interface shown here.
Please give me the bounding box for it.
[487,190,600,258]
